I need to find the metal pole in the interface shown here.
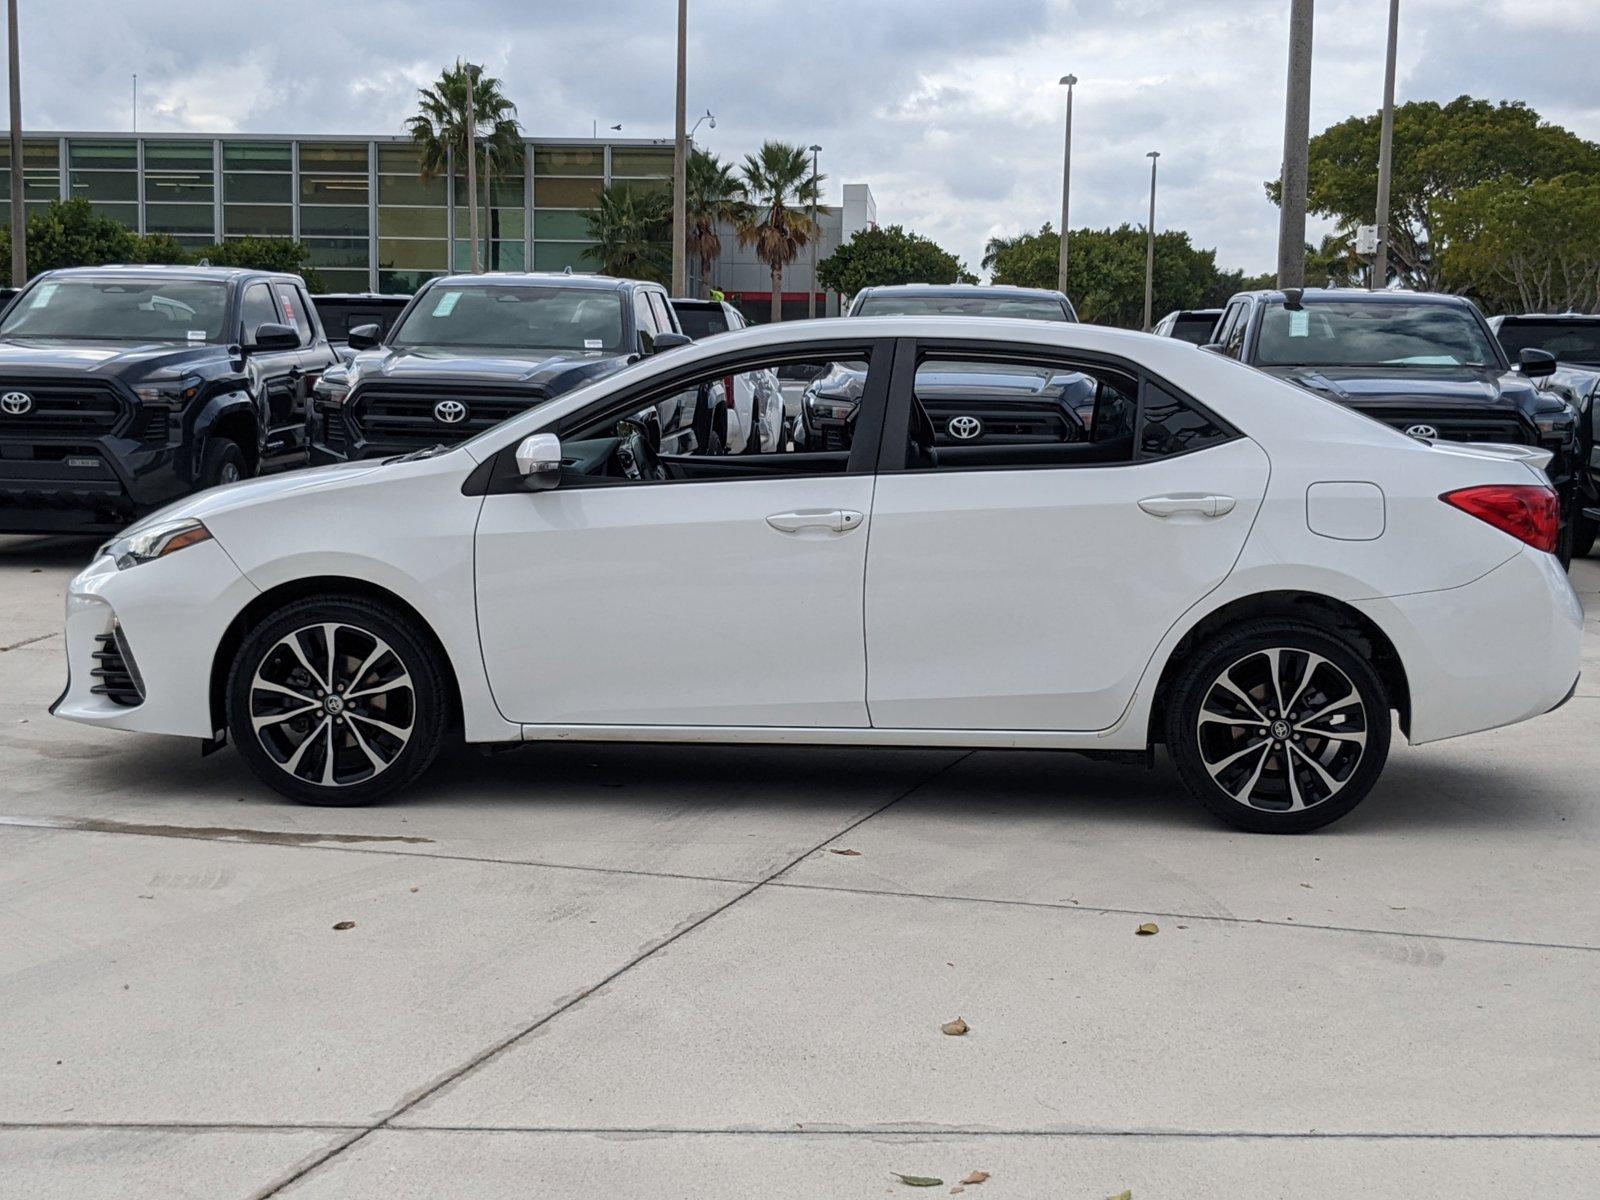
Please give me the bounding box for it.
[464,62,480,274]
[807,144,820,319]
[670,0,687,295]
[1057,74,1076,295]
[7,0,24,286]
[1277,0,1314,288]
[1143,151,1159,331]
[482,144,493,271]
[1372,0,1399,290]
[132,74,137,134]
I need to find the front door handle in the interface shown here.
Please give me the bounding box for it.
[1138,493,1237,518]
[766,509,864,534]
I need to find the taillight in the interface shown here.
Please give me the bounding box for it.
[722,376,735,410]
[1440,484,1561,554]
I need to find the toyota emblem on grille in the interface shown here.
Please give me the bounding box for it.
[0,391,33,416]
[433,400,468,425]
[1404,423,1439,440]
[947,415,983,440]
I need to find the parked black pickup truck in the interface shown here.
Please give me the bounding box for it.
[0,265,335,534]
[309,272,691,462]
[1211,288,1582,559]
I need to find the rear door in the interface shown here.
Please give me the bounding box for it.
[863,338,1270,732]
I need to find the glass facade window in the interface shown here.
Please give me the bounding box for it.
[222,140,291,240]
[376,142,446,295]
[0,139,62,224]
[299,142,371,286]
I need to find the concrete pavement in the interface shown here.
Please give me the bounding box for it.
[1,534,1596,1198]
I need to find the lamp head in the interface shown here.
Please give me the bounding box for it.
[1060,74,1078,86]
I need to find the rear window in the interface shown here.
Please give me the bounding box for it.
[855,293,1072,321]
[1171,313,1221,345]
[1495,320,1600,364]
[675,306,731,339]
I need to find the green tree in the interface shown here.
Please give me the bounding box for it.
[583,184,672,284]
[736,141,822,322]
[1276,96,1600,289]
[129,232,192,265]
[817,224,974,298]
[197,237,326,291]
[405,60,524,272]
[1436,173,1600,314]
[984,223,1238,327]
[0,197,135,276]
[685,149,747,297]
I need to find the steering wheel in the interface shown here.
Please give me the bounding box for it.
[614,418,667,482]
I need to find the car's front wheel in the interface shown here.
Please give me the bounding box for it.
[1166,620,1391,833]
[226,596,450,805]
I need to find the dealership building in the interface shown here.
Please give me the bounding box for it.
[1,132,875,317]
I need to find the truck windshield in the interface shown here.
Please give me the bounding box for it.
[389,284,626,353]
[1494,320,1600,366]
[855,294,1071,320]
[1256,300,1500,368]
[0,278,229,341]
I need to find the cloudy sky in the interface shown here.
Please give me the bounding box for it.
[12,0,1600,276]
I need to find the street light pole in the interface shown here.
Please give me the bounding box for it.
[464,61,481,275]
[1143,150,1160,331]
[7,0,24,287]
[1372,0,1400,290]
[807,143,820,319]
[671,0,688,295]
[1276,0,1314,288]
[1057,74,1076,296]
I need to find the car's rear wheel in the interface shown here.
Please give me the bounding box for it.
[226,596,450,806]
[1166,620,1391,833]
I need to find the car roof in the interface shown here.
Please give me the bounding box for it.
[1173,308,1223,318]
[1493,312,1600,323]
[312,292,412,302]
[859,283,1071,300]
[668,297,727,308]
[1232,286,1476,308]
[425,271,643,293]
[40,264,292,283]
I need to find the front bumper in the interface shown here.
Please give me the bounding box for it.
[51,536,260,738]
[1354,546,1584,745]
[0,434,194,534]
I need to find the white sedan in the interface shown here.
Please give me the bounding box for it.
[53,317,1582,832]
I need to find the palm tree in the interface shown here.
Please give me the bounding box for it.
[685,149,747,297]
[405,61,523,272]
[736,141,823,322]
[583,184,672,284]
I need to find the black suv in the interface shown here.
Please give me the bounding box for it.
[0,265,334,534]
[1211,288,1581,555]
[310,272,690,462]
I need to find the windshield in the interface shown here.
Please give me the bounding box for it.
[1495,320,1600,365]
[674,306,730,338]
[855,293,1071,321]
[390,284,626,353]
[0,277,229,341]
[1256,300,1500,368]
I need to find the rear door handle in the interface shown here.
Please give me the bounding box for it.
[766,509,864,534]
[1138,493,1236,518]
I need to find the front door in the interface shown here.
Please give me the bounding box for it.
[239,282,302,460]
[864,343,1270,731]
[474,341,892,728]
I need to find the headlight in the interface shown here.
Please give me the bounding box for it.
[1534,410,1576,438]
[314,379,352,411]
[101,518,213,570]
[133,375,201,408]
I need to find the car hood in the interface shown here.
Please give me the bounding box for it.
[1258,364,1531,406]
[114,457,395,540]
[0,337,229,375]
[350,345,629,391]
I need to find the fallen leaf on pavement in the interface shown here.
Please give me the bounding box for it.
[941,1017,969,1036]
[950,1189,963,1195]
[829,848,862,856]
[960,1172,989,1185]
[332,921,356,931]
[409,886,419,893]
[1136,923,1159,936]
[1107,1191,1133,1200]
[892,1175,944,1188]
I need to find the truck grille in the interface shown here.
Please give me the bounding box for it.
[922,397,1083,444]
[90,627,145,707]
[350,386,546,448]
[1362,408,1536,445]
[0,381,125,439]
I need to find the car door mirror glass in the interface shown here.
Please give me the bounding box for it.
[247,322,299,352]
[515,433,563,491]
[1518,347,1557,379]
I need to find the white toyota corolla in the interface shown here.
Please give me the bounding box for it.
[53,317,1582,832]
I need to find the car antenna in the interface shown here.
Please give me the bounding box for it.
[1283,287,1304,311]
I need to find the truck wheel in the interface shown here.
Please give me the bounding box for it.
[1166,619,1391,833]
[200,438,247,488]
[1573,513,1597,559]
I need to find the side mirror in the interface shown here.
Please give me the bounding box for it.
[1518,347,1557,379]
[649,332,693,354]
[346,323,382,351]
[247,322,299,352]
[514,433,563,491]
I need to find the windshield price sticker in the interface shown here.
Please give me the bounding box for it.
[187,330,206,341]
[30,282,58,308]
[432,291,463,317]
[584,338,604,350]
[1289,309,1310,337]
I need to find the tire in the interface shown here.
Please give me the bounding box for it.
[199,437,247,489]
[226,595,451,806]
[1572,513,1597,560]
[1165,619,1392,833]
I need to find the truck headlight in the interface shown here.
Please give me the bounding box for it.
[133,376,202,408]
[101,518,213,570]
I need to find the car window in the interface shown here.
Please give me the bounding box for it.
[855,293,1072,320]
[675,306,731,338]
[1139,380,1239,458]
[0,277,230,341]
[1255,300,1500,368]
[388,284,625,354]
[633,290,660,344]
[896,353,1140,472]
[1494,320,1600,364]
[1222,302,1250,358]
[273,283,314,347]
[1173,313,1221,345]
[240,283,281,341]
[646,291,677,334]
